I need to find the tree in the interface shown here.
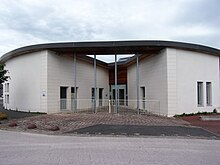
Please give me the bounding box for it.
[0,64,9,84]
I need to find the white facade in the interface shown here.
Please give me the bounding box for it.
[3,50,109,113]
[2,45,220,116]
[127,48,220,116]
[4,51,43,112]
[128,50,168,115]
[46,51,109,113]
[175,49,220,115]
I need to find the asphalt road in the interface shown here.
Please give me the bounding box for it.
[70,124,217,137]
[0,130,220,165]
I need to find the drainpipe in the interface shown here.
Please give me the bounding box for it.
[74,53,77,112]
[93,54,97,113]
[136,54,140,114]
[115,54,118,114]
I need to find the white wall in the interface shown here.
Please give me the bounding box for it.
[4,48,219,115]
[176,49,220,115]
[166,49,177,116]
[3,51,46,112]
[128,49,168,115]
[128,48,220,116]
[47,51,109,113]
[3,50,109,113]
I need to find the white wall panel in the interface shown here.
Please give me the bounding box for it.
[3,51,45,112]
[176,49,220,114]
[128,50,168,115]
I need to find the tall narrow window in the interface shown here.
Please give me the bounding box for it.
[71,87,78,111]
[91,88,97,100]
[99,88,103,106]
[5,94,7,103]
[5,83,9,92]
[5,94,9,104]
[7,83,9,92]
[60,87,68,110]
[7,95,9,104]
[206,82,212,106]
[197,82,203,106]
[71,87,78,99]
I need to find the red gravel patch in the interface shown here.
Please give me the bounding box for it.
[181,115,220,136]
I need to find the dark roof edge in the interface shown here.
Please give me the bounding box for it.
[1,40,220,63]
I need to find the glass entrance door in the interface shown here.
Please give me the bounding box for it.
[119,89,125,105]
[110,84,127,106]
[60,87,68,110]
[71,87,77,111]
[99,88,103,106]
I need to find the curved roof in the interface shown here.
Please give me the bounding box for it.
[1,40,220,63]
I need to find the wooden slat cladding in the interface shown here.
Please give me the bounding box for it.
[109,66,127,84]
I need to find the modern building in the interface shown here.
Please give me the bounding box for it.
[1,40,220,116]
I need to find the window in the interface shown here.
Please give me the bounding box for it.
[91,88,97,99]
[71,87,78,99]
[197,82,203,106]
[99,88,103,106]
[71,87,78,110]
[7,83,9,92]
[60,87,68,110]
[5,94,9,104]
[5,83,9,92]
[206,82,212,106]
[60,87,68,99]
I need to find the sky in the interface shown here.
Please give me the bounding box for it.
[0,0,219,62]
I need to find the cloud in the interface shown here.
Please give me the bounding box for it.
[174,0,220,26]
[0,0,219,59]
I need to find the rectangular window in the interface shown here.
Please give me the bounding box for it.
[7,83,9,92]
[5,94,9,104]
[60,87,68,110]
[91,88,94,99]
[7,95,9,104]
[5,83,9,92]
[99,88,103,106]
[60,87,68,99]
[91,88,97,99]
[71,87,78,99]
[71,87,78,110]
[197,82,203,106]
[206,82,212,106]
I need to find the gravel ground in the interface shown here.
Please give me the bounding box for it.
[1,108,219,138]
[0,113,190,135]
[181,115,220,136]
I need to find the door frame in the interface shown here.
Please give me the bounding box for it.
[110,84,127,105]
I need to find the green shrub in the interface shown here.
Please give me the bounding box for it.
[174,110,218,118]
[213,109,218,113]
[0,112,7,120]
